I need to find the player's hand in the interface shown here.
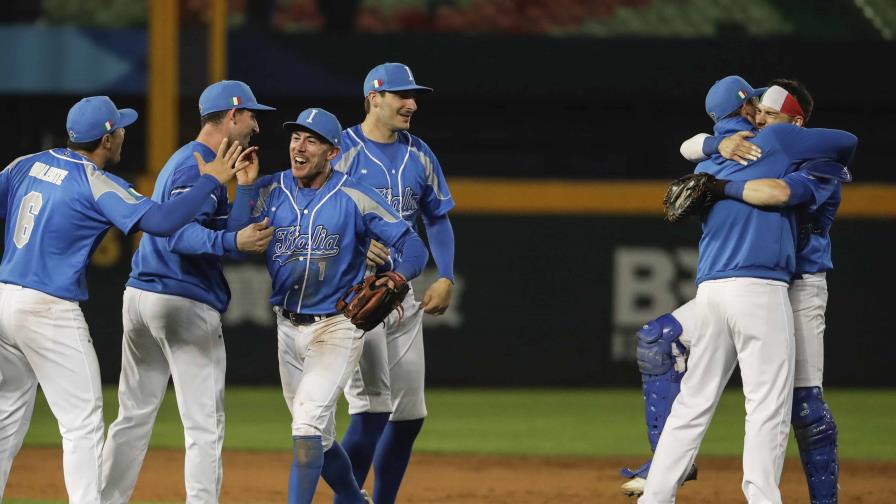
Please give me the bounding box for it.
[374,271,405,290]
[719,131,762,166]
[235,146,260,185]
[194,138,245,184]
[366,239,390,267]
[421,277,453,315]
[236,218,273,253]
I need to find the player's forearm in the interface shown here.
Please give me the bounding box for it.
[423,213,455,282]
[680,133,712,162]
[168,222,238,256]
[391,232,429,281]
[741,179,790,207]
[137,175,220,236]
[226,184,256,232]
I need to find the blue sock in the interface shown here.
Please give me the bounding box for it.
[288,435,324,504]
[341,412,390,487]
[322,441,366,504]
[373,418,424,504]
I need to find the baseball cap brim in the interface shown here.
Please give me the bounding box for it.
[750,87,768,99]
[381,84,433,94]
[244,103,277,111]
[117,108,138,129]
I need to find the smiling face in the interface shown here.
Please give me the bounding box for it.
[369,90,418,133]
[228,109,260,148]
[289,129,339,188]
[756,103,803,129]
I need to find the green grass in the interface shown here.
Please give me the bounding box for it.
[21,387,896,460]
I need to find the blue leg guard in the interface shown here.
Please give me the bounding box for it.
[792,387,839,504]
[621,313,688,479]
[341,412,390,488]
[289,435,324,504]
[372,418,424,504]
[322,441,368,504]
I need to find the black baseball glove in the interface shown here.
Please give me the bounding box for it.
[662,173,725,223]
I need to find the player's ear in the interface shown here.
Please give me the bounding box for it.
[326,146,340,161]
[793,116,805,127]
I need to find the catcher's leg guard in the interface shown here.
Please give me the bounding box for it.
[792,387,839,504]
[620,313,688,479]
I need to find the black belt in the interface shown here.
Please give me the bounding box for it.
[280,309,341,326]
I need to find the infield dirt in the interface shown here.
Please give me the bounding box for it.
[6,447,895,503]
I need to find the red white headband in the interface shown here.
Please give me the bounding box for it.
[759,85,805,118]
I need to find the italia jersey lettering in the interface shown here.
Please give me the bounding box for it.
[252,170,414,314]
[332,125,454,227]
[0,149,152,301]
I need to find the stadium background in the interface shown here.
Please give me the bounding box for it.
[1,1,895,502]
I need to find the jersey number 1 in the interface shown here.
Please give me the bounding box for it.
[14,191,43,248]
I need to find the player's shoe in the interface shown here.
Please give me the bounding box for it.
[620,462,697,497]
[361,490,374,504]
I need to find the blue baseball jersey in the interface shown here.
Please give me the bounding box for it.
[251,170,416,314]
[786,171,842,275]
[0,149,152,301]
[128,141,235,312]
[695,123,857,284]
[333,126,454,227]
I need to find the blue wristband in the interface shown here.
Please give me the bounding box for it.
[724,180,747,200]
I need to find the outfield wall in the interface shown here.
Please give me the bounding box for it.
[72,209,895,387]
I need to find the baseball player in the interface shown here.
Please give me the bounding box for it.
[623,79,852,503]
[101,81,275,504]
[0,96,245,504]
[624,80,846,504]
[621,76,766,492]
[333,62,455,504]
[637,78,857,504]
[244,107,428,504]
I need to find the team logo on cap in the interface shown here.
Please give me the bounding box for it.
[104,120,113,132]
[231,96,242,106]
[68,130,76,141]
[372,79,382,88]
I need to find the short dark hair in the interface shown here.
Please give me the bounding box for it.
[363,91,385,115]
[66,137,103,152]
[768,78,813,123]
[200,109,229,128]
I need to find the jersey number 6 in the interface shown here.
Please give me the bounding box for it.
[14,191,43,248]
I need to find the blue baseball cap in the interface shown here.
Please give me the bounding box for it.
[363,62,433,96]
[198,80,275,117]
[282,108,342,146]
[66,96,138,143]
[704,75,767,122]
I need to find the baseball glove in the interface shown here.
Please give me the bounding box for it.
[336,271,410,332]
[662,173,719,223]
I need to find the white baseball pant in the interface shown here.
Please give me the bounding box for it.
[0,283,104,504]
[790,273,828,388]
[344,285,427,421]
[277,311,365,450]
[102,287,226,504]
[640,278,795,504]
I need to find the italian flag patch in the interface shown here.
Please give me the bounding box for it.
[372,79,382,88]
[104,120,113,131]
[737,90,747,100]
[232,96,241,106]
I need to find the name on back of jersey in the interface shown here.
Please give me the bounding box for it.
[273,224,341,265]
[29,162,68,186]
